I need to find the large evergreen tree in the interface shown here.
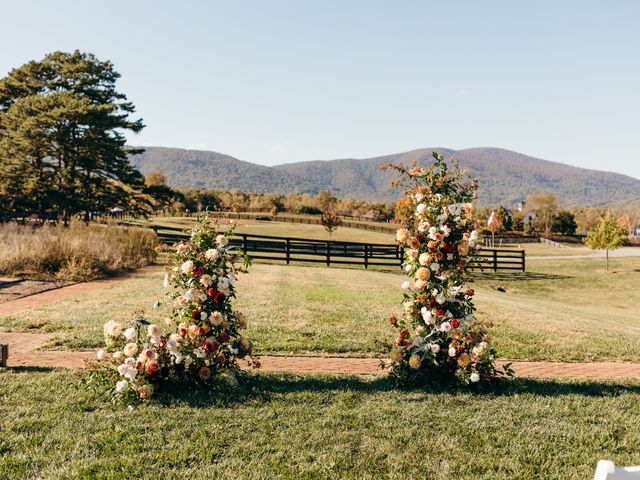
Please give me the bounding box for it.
[0,50,145,220]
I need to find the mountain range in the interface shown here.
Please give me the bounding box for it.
[128,146,640,207]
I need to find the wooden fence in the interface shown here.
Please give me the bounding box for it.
[150,225,525,272]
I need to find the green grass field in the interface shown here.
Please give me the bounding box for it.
[1,370,639,479]
[2,252,640,362]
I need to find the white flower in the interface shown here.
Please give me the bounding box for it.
[112,351,124,362]
[415,325,425,337]
[416,203,427,215]
[415,193,424,202]
[205,249,219,261]
[419,253,430,266]
[115,380,129,393]
[148,324,161,338]
[430,344,440,354]
[123,327,137,340]
[200,274,213,287]
[401,280,411,290]
[440,322,452,332]
[436,294,446,304]
[200,311,208,321]
[470,373,480,383]
[430,263,440,272]
[123,343,138,357]
[184,356,193,368]
[421,307,434,324]
[96,349,107,361]
[180,260,194,274]
[215,235,229,247]
[103,321,122,338]
[163,273,170,288]
[404,264,414,273]
[210,311,224,326]
[407,249,419,261]
[441,225,451,237]
[194,347,206,359]
[417,222,429,233]
[448,347,457,357]
[465,314,474,322]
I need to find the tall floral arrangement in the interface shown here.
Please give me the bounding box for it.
[385,153,512,386]
[93,216,256,400]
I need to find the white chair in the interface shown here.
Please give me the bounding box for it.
[594,460,640,479]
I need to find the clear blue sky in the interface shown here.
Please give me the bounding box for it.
[2,0,639,178]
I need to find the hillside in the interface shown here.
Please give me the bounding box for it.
[129,146,640,207]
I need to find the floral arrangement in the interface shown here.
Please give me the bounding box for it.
[93,216,256,400]
[384,153,513,386]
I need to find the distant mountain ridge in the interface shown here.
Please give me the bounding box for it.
[128,146,640,207]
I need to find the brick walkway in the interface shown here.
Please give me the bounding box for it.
[2,332,640,380]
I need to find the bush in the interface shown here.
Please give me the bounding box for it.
[298,205,322,215]
[0,222,158,281]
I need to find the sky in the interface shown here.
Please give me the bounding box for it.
[1,0,639,178]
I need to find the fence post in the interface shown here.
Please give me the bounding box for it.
[364,244,369,269]
[286,238,291,265]
[493,249,498,272]
[326,242,331,267]
[398,245,403,269]
[521,250,525,272]
[242,234,248,253]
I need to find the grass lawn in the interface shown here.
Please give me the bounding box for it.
[2,255,640,362]
[1,369,639,479]
[144,216,396,244]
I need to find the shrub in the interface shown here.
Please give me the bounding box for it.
[0,222,158,281]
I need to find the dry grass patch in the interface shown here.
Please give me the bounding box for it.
[0,222,158,281]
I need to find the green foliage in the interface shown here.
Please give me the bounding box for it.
[584,215,627,269]
[0,50,145,219]
[552,210,578,235]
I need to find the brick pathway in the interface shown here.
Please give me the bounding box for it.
[2,332,640,380]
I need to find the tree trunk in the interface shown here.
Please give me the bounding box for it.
[605,249,609,271]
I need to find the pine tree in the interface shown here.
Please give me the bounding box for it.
[0,51,144,221]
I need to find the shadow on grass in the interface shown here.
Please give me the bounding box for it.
[152,372,640,408]
[471,271,571,281]
[1,365,58,373]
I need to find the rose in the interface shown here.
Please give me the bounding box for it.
[96,349,106,361]
[205,248,219,260]
[192,267,204,277]
[199,366,212,381]
[215,234,229,247]
[191,310,200,319]
[450,319,460,329]
[213,292,226,304]
[180,260,194,274]
[388,316,398,326]
[218,331,230,343]
[466,289,475,297]
[396,228,410,243]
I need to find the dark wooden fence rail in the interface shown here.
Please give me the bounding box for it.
[150,225,525,272]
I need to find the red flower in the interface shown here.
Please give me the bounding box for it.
[388,316,398,326]
[207,288,216,298]
[191,310,200,319]
[450,319,460,329]
[204,340,219,352]
[466,289,475,297]
[218,332,230,343]
[213,292,226,304]
[147,362,159,374]
[399,329,410,339]
[193,267,204,277]
[429,299,439,309]
[395,337,409,347]
[436,309,447,317]
[443,243,455,254]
